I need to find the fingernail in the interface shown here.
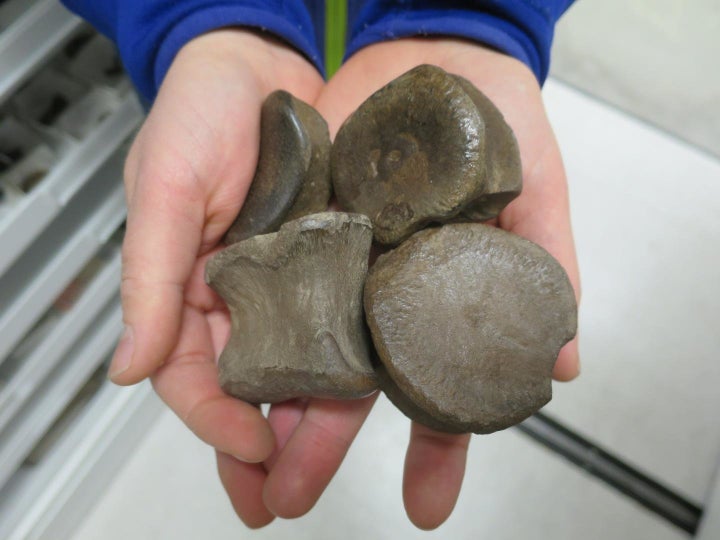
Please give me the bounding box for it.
[233,454,265,464]
[109,325,134,380]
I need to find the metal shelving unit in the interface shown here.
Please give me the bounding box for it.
[0,0,82,102]
[0,248,121,432]
[0,93,142,276]
[0,298,124,487]
[0,374,161,540]
[0,149,130,361]
[0,3,162,538]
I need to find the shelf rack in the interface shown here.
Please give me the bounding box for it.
[0,4,162,538]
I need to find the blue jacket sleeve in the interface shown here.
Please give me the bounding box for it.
[60,0,325,102]
[346,1,575,84]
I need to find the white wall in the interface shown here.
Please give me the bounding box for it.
[552,0,720,157]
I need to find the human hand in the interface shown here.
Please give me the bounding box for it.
[107,28,352,521]
[112,32,580,532]
[310,38,581,529]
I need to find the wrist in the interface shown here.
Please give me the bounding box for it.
[344,38,538,95]
[171,29,323,102]
[345,2,569,85]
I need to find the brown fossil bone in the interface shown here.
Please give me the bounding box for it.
[207,212,377,403]
[331,64,522,246]
[364,223,577,434]
[224,90,332,245]
[450,75,523,222]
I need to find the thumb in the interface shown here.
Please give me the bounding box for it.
[106,32,270,385]
[108,154,205,384]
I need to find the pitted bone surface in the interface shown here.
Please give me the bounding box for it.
[208,212,377,403]
[331,65,521,246]
[364,224,577,433]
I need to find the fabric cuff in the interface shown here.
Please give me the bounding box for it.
[345,6,555,84]
[109,3,323,102]
[152,6,324,100]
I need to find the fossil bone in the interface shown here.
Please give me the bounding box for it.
[364,223,577,433]
[208,212,377,403]
[224,91,332,245]
[331,65,522,246]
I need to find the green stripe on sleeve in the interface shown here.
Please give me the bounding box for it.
[325,0,347,77]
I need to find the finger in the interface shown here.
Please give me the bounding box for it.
[553,338,580,381]
[265,399,308,471]
[216,399,308,529]
[216,451,274,529]
[152,306,275,462]
[110,147,206,384]
[262,393,378,518]
[403,423,470,530]
[500,144,581,381]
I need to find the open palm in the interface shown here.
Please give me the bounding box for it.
[111,29,355,527]
[115,29,383,530]
[310,38,582,529]
[113,31,580,531]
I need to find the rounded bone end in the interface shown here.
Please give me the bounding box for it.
[364,223,577,434]
[331,64,522,246]
[376,361,551,435]
[224,90,332,245]
[220,360,377,405]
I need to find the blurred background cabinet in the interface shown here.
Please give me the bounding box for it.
[0,1,161,538]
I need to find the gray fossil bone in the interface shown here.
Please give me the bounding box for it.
[207,212,377,403]
[364,223,577,434]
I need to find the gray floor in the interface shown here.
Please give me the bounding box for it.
[543,81,720,506]
[71,79,720,539]
[72,395,685,540]
[552,0,720,158]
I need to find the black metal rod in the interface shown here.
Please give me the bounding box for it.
[516,412,702,535]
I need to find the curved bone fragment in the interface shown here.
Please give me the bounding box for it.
[224,90,332,245]
[451,75,522,221]
[331,65,522,245]
[364,223,577,434]
[207,212,377,403]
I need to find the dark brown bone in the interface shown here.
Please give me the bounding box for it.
[331,65,521,245]
[224,91,332,245]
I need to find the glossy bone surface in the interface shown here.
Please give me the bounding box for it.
[224,90,332,245]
